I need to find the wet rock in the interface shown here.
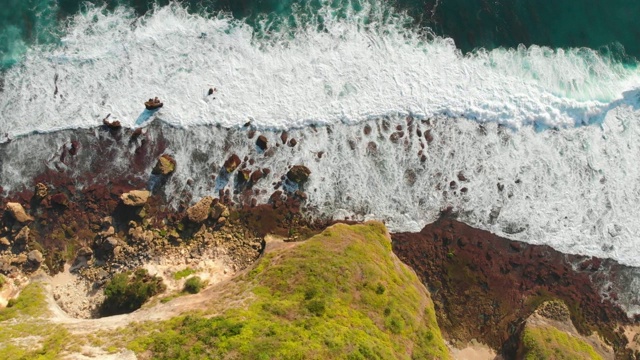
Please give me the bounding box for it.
[449,181,457,189]
[248,130,256,139]
[238,169,251,183]
[364,124,372,135]
[186,196,214,223]
[224,154,242,173]
[280,132,288,144]
[317,151,324,159]
[460,187,468,193]
[424,130,434,144]
[250,170,264,184]
[256,135,268,151]
[152,154,176,175]
[366,142,378,155]
[34,183,48,199]
[457,172,468,182]
[5,202,33,223]
[27,250,44,264]
[120,190,150,207]
[288,139,297,147]
[390,131,404,143]
[287,165,311,184]
[103,119,122,129]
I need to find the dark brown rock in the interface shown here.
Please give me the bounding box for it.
[51,193,70,207]
[280,132,288,144]
[364,124,372,135]
[256,135,268,151]
[288,139,297,147]
[250,170,264,183]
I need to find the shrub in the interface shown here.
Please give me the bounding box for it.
[100,269,166,316]
[183,276,205,294]
[173,268,195,280]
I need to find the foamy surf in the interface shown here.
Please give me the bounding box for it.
[0,3,639,138]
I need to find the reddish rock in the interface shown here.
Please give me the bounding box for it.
[364,124,372,135]
[262,168,271,176]
[392,219,632,357]
[224,154,242,173]
[280,132,288,144]
[248,130,255,139]
[250,170,264,184]
[103,119,122,129]
[288,139,297,147]
[51,193,70,207]
[186,196,214,223]
[238,169,251,183]
[389,131,404,143]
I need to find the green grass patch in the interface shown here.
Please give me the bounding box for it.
[183,276,205,294]
[126,222,451,359]
[522,325,603,360]
[173,267,196,280]
[0,282,49,321]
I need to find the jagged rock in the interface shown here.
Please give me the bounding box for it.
[238,170,251,183]
[77,247,93,258]
[0,237,9,246]
[129,227,154,243]
[211,202,230,221]
[11,254,27,265]
[536,300,571,322]
[186,196,214,223]
[35,183,48,199]
[104,237,120,249]
[120,190,150,207]
[152,154,176,175]
[256,135,268,151]
[27,250,44,264]
[103,119,122,129]
[14,226,30,244]
[287,165,311,184]
[5,202,33,223]
[100,226,115,238]
[224,154,241,173]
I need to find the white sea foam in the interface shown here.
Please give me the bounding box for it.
[3,3,640,310]
[0,3,638,137]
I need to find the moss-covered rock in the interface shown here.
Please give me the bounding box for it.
[128,222,450,359]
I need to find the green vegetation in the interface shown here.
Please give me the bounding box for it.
[183,276,205,294]
[173,267,196,280]
[0,282,49,321]
[0,274,5,288]
[101,268,166,316]
[522,325,603,360]
[127,222,450,359]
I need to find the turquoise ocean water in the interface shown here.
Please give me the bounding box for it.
[2,0,639,69]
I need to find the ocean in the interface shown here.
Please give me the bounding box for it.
[2,0,640,311]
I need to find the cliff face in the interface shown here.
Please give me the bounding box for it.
[0,222,451,359]
[392,218,638,358]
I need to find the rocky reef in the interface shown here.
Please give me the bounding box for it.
[0,121,639,359]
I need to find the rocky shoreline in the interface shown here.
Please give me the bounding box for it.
[0,122,639,358]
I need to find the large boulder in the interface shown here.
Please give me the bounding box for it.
[286,165,311,184]
[152,154,176,175]
[5,202,33,223]
[120,190,150,207]
[223,154,241,173]
[186,196,214,223]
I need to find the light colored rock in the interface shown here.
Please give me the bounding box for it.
[120,190,150,206]
[14,226,30,244]
[5,202,33,223]
[186,196,214,223]
[0,237,9,246]
[35,183,48,199]
[152,154,176,175]
[27,250,44,264]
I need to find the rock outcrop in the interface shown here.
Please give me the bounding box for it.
[223,154,241,173]
[5,202,33,223]
[186,196,214,223]
[120,190,150,207]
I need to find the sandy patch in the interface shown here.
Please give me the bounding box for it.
[623,324,640,352]
[52,264,104,319]
[449,340,500,360]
